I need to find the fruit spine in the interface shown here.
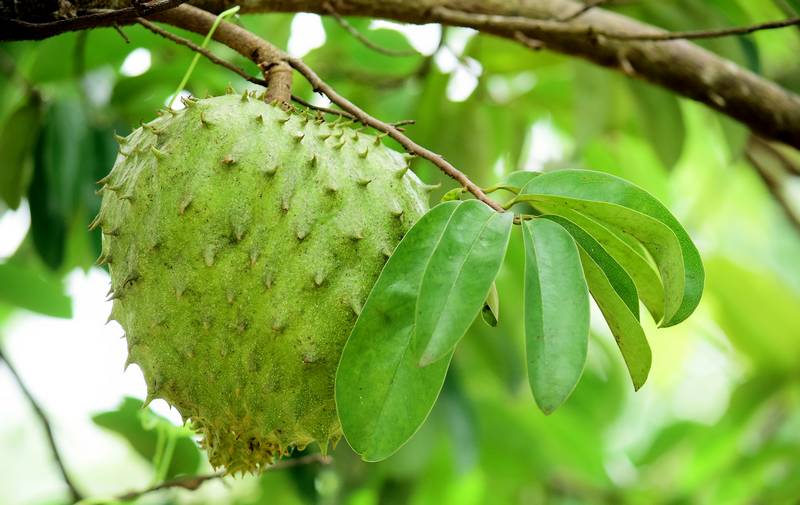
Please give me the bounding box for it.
[93,92,431,473]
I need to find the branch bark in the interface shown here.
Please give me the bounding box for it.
[147,4,502,209]
[187,0,800,151]
[2,0,800,149]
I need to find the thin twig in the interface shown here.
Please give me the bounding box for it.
[745,136,800,232]
[137,19,403,124]
[286,55,503,211]
[434,6,800,43]
[151,5,502,211]
[0,349,83,502]
[290,94,356,120]
[514,31,544,50]
[116,454,332,501]
[559,0,610,22]
[323,1,418,57]
[137,16,268,88]
[0,0,187,41]
[600,16,800,41]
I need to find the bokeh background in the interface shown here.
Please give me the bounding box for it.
[2,1,800,503]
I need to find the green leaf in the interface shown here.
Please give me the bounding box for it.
[544,206,665,322]
[0,262,71,318]
[0,97,42,209]
[542,214,639,318]
[29,100,89,270]
[481,282,500,327]
[92,397,201,478]
[520,169,703,326]
[579,249,652,390]
[527,196,684,325]
[522,219,590,414]
[335,202,460,462]
[441,187,465,202]
[414,200,513,366]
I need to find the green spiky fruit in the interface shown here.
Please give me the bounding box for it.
[93,93,430,473]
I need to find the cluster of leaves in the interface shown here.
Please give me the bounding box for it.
[336,169,704,460]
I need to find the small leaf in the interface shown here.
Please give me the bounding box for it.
[414,200,513,366]
[522,219,590,414]
[520,169,702,326]
[336,202,460,462]
[0,261,71,318]
[0,97,42,209]
[481,282,499,327]
[92,397,201,478]
[441,187,465,202]
[579,249,652,390]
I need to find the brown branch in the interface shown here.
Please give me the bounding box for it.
[137,16,269,87]
[286,55,504,211]
[745,136,800,233]
[116,454,331,501]
[134,19,405,124]
[0,348,83,503]
[427,5,800,150]
[150,4,501,211]
[150,6,291,104]
[3,1,800,151]
[598,16,800,41]
[432,7,800,45]
[0,0,186,40]
[323,1,418,57]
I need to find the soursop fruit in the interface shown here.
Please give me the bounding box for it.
[92,93,430,473]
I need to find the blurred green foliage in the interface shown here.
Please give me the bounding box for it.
[1,1,800,504]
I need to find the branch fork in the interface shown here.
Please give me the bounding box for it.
[149,4,503,211]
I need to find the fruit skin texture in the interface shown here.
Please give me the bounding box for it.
[94,93,430,474]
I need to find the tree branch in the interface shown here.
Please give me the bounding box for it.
[424,4,800,150]
[150,4,503,211]
[116,454,332,501]
[4,0,800,149]
[0,0,186,40]
[746,136,800,232]
[150,5,291,104]
[324,1,419,57]
[0,348,83,503]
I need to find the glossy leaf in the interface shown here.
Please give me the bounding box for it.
[544,206,665,322]
[529,196,684,324]
[520,169,703,326]
[0,97,42,209]
[543,214,639,318]
[579,249,652,390]
[0,262,71,318]
[522,219,590,414]
[414,200,513,366]
[335,202,460,462]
